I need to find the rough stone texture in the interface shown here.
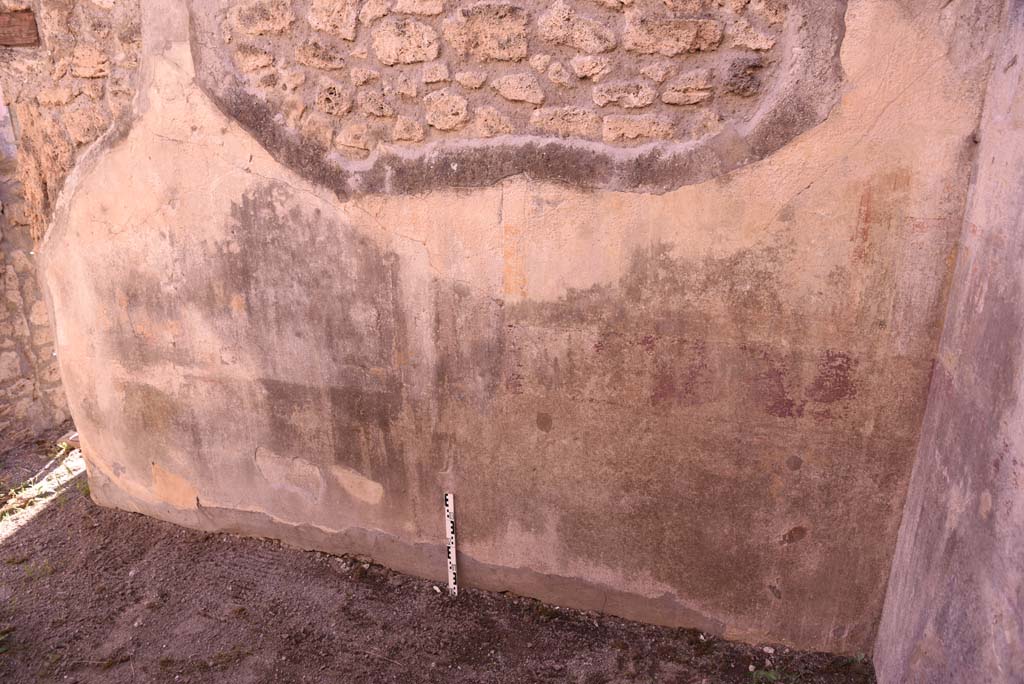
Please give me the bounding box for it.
[570,54,611,81]
[308,0,357,39]
[423,87,468,128]
[537,0,617,54]
[295,39,343,68]
[443,2,529,62]
[622,11,723,56]
[592,80,657,108]
[0,1,142,444]
[873,2,1024,682]
[231,0,295,35]
[371,16,439,64]
[662,69,713,105]
[530,106,601,137]
[601,112,673,140]
[187,0,846,183]
[34,0,1004,656]
[391,114,425,141]
[545,60,573,87]
[454,69,485,88]
[0,0,140,242]
[472,105,513,136]
[0,140,67,443]
[393,0,444,15]
[491,72,544,105]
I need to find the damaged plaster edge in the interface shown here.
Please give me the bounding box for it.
[37,0,168,261]
[37,0,342,265]
[186,0,849,201]
[86,460,737,643]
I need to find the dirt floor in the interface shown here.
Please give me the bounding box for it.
[0,427,877,684]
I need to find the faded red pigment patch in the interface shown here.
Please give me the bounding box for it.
[807,350,858,404]
[852,170,913,262]
[740,343,805,418]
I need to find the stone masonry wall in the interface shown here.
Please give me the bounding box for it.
[190,0,845,196]
[0,0,140,242]
[0,93,66,442]
[0,0,141,443]
[218,0,786,151]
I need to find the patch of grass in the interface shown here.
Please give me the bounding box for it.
[157,647,251,675]
[23,560,54,581]
[0,626,14,654]
[210,646,252,669]
[75,478,90,498]
[533,603,559,622]
[101,654,131,670]
[752,669,781,683]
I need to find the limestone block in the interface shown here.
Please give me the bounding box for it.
[423,88,469,129]
[443,3,529,62]
[372,17,440,65]
[538,1,616,54]
[492,73,545,105]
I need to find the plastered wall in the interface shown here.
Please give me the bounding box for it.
[874,2,1024,681]
[31,0,1004,655]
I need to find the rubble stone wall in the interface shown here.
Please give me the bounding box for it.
[0,0,142,443]
[189,0,846,194]
[216,0,787,148]
[0,117,66,442]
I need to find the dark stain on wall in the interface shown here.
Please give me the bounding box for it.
[82,179,932,652]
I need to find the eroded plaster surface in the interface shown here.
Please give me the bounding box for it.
[874,2,1024,681]
[41,0,998,652]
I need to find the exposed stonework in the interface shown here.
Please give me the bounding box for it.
[187,0,847,194]
[308,0,357,39]
[0,151,67,442]
[423,87,468,129]
[537,0,618,54]
[570,54,612,81]
[472,104,513,136]
[662,68,713,104]
[530,105,601,137]
[491,72,544,105]
[443,2,529,61]
[0,1,143,443]
[371,16,439,64]
[592,80,656,108]
[0,192,66,444]
[621,11,723,55]
[601,112,673,140]
[391,113,424,140]
[0,0,141,242]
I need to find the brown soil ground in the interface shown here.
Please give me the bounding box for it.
[0,427,877,684]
